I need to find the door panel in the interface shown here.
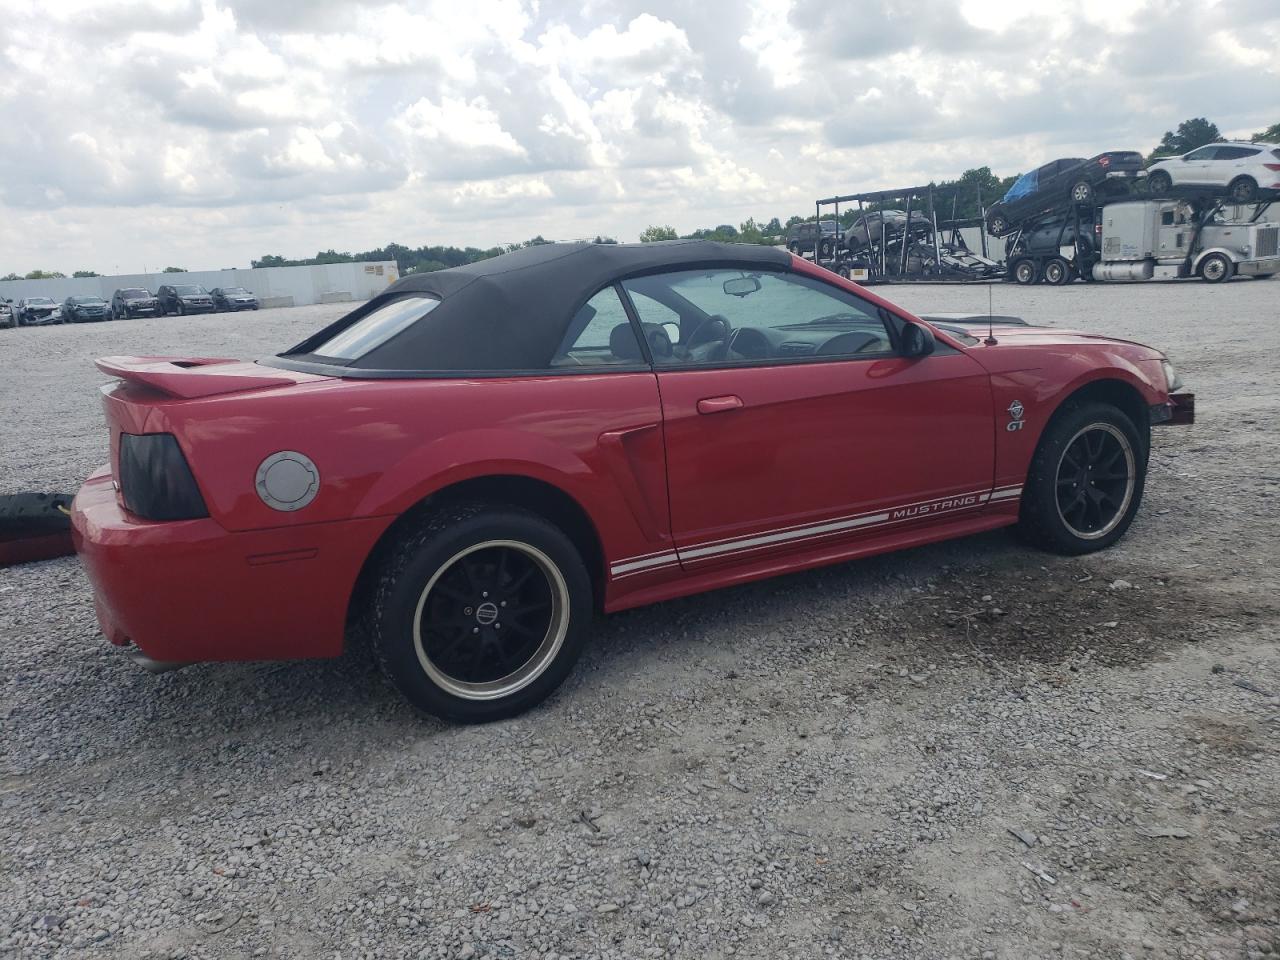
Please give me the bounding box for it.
[658,352,995,569]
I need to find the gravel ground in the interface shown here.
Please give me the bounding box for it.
[2,278,1278,960]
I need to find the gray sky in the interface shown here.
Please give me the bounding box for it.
[1,0,1276,274]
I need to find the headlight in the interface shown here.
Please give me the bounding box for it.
[1161,359,1183,392]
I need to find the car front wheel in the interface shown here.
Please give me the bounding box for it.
[1017,401,1146,555]
[1147,170,1172,194]
[1069,180,1094,204]
[369,503,593,722]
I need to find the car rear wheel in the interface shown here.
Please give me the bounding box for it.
[1043,258,1072,285]
[1227,177,1258,204]
[1017,402,1145,555]
[1069,180,1094,205]
[1199,252,1233,283]
[818,240,834,259]
[369,503,593,723]
[1146,170,1172,194]
[1012,258,1038,284]
[988,213,1009,237]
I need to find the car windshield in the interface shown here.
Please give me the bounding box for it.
[307,295,442,361]
[28,298,55,305]
[223,288,250,295]
[71,297,105,305]
[173,285,207,295]
[122,288,150,297]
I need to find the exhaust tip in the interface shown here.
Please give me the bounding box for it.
[123,644,190,674]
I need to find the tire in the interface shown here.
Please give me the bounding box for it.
[1017,401,1146,555]
[1012,258,1038,285]
[1227,176,1258,204]
[369,503,593,723]
[1043,258,1071,285]
[1199,252,1233,283]
[787,243,798,255]
[1069,180,1094,205]
[1147,170,1172,195]
[988,213,1009,237]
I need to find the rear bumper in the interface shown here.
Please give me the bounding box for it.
[71,466,390,663]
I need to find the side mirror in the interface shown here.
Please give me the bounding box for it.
[661,321,681,344]
[900,323,936,358]
[723,276,761,298]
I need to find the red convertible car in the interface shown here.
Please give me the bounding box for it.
[72,241,1194,721]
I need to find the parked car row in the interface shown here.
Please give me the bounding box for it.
[2,285,259,327]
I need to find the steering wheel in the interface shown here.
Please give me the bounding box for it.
[684,314,735,361]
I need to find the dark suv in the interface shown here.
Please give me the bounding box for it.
[111,287,161,319]
[157,283,215,315]
[62,296,110,323]
[986,151,1146,236]
[211,286,260,311]
[785,220,844,259]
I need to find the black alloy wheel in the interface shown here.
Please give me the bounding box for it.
[370,503,593,722]
[1017,401,1146,555]
[1053,424,1135,540]
[414,542,564,696]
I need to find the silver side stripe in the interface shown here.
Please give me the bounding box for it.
[609,484,1025,579]
[989,486,1024,501]
[680,511,893,560]
[610,551,680,575]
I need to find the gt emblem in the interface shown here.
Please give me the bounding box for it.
[1006,399,1025,432]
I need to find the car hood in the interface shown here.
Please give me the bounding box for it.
[962,322,1163,355]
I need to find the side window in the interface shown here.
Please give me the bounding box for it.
[1217,146,1258,160]
[622,269,894,368]
[550,285,643,368]
[1184,146,1218,161]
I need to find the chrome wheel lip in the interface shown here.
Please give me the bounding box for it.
[412,540,570,702]
[1203,256,1227,281]
[1054,422,1136,540]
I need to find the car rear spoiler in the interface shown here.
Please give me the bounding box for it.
[95,356,328,400]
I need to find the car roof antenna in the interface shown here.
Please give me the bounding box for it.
[984,283,997,346]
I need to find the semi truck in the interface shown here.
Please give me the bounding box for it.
[1005,198,1279,284]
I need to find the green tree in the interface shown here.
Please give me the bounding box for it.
[72,270,100,278]
[25,269,65,279]
[1253,121,1280,142]
[763,217,782,236]
[1151,117,1221,159]
[639,225,678,242]
[252,254,288,268]
[161,266,186,273]
[1,272,21,281]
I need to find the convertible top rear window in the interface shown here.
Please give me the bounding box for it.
[309,296,441,361]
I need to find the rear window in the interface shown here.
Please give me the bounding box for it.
[308,295,441,361]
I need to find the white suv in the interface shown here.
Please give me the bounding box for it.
[1146,141,1280,204]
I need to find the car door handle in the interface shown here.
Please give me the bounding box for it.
[697,395,743,414]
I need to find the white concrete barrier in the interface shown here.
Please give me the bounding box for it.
[0,261,400,307]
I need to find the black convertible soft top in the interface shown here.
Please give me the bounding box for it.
[271,240,792,376]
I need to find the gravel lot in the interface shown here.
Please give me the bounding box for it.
[2,279,1278,960]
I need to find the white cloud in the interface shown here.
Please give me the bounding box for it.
[0,0,1276,274]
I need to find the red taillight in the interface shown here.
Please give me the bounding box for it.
[1264,163,1280,171]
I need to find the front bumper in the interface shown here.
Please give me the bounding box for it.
[1236,257,1280,278]
[179,301,216,313]
[71,466,389,663]
[1150,392,1195,426]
